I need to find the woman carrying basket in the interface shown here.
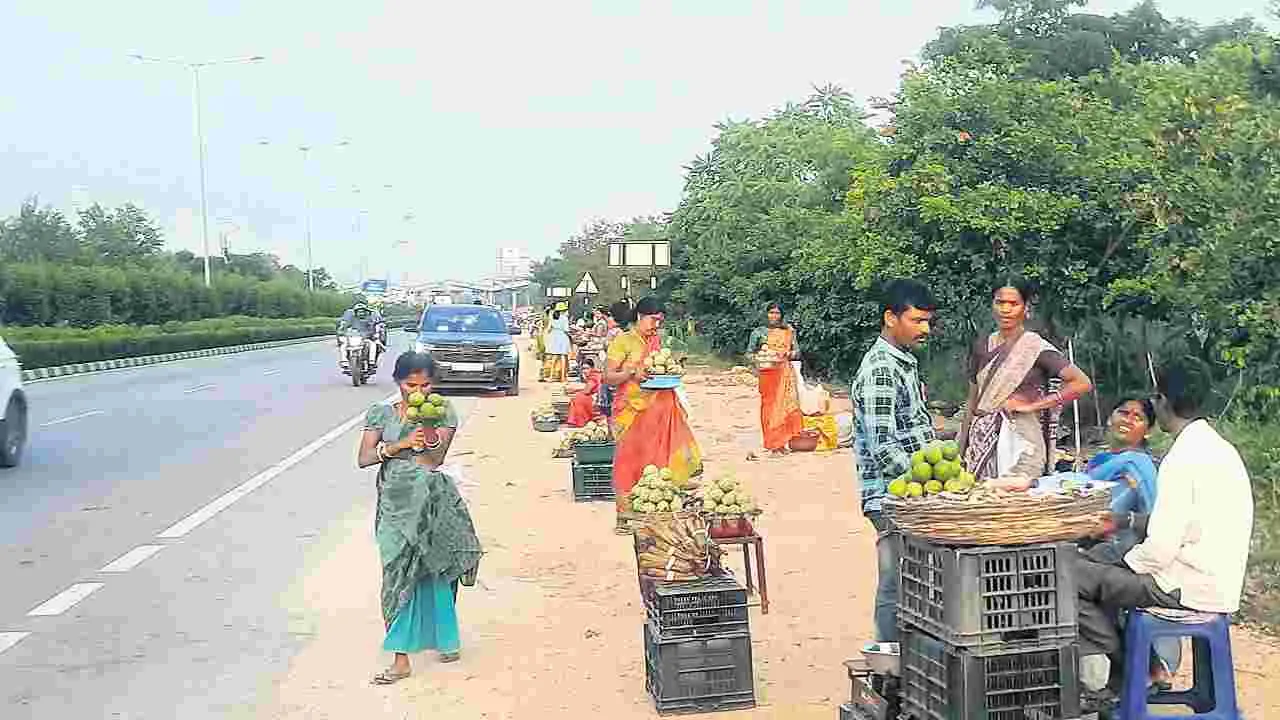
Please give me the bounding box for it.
[959,277,1092,480]
[603,297,703,533]
[748,302,804,456]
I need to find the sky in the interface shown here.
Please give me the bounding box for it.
[0,0,1272,285]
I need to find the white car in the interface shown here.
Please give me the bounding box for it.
[0,333,27,467]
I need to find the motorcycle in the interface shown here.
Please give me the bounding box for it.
[339,329,376,386]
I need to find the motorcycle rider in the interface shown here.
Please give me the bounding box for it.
[337,300,385,371]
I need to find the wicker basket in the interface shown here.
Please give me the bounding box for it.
[532,419,560,433]
[883,488,1109,546]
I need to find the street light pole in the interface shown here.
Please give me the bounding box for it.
[300,145,314,292]
[191,65,212,287]
[130,53,264,288]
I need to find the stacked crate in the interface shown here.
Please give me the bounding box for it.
[570,441,615,502]
[643,575,757,715]
[896,535,1082,720]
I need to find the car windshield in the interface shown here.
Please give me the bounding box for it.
[422,307,506,334]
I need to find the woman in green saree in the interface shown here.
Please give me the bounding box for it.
[358,351,482,684]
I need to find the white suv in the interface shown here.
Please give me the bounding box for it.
[0,333,27,467]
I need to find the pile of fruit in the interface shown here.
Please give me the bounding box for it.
[887,440,977,499]
[405,391,450,426]
[754,346,785,367]
[633,513,720,582]
[644,347,685,376]
[558,419,612,453]
[626,465,691,514]
[531,402,559,425]
[698,475,759,516]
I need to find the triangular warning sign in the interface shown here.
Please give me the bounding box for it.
[575,272,599,295]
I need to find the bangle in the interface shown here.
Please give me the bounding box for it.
[376,443,389,462]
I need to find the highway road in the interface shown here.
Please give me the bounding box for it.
[0,334,486,718]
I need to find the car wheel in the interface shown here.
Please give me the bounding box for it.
[505,383,520,397]
[0,397,27,468]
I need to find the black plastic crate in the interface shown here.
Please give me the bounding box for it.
[899,627,1080,720]
[644,621,755,715]
[571,460,615,502]
[645,575,750,637]
[898,536,1077,650]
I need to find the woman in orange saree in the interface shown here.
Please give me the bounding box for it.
[748,303,803,456]
[603,297,703,533]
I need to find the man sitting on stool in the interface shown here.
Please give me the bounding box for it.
[1074,360,1252,709]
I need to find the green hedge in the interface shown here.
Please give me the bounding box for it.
[7,318,335,368]
[0,261,353,327]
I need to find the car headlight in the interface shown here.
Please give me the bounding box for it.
[504,344,518,359]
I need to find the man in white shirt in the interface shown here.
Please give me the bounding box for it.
[1074,361,1253,700]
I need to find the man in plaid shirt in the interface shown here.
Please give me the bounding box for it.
[853,279,937,642]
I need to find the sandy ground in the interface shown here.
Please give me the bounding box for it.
[260,354,1280,719]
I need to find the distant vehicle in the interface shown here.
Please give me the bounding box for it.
[501,311,521,335]
[431,295,453,305]
[0,333,28,467]
[409,305,519,395]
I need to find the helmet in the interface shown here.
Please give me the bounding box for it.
[353,302,370,316]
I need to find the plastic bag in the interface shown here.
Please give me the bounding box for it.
[791,361,831,415]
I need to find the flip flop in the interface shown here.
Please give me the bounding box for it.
[439,651,461,663]
[371,668,411,685]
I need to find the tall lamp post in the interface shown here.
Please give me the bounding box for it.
[130,53,264,288]
[258,139,350,291]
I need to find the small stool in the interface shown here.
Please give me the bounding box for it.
[1119,609,1240,719]
[713,533,769,614]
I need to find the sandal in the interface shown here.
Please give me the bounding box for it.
[439,651,461,663]
[371,667,411,685]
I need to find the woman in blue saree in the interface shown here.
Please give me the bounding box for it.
[358,351,482,684]
[1085,396,1179,689]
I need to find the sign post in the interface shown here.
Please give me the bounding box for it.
[608,239,670,298]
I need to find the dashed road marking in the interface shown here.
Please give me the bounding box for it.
[27,583,105,617]
[156,393,397,539]
[99,545,166,574]
[0,632,30,655]
[183,383,216,394]
[39,410,105,427]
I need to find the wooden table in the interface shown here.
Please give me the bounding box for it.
[714,533,769,614]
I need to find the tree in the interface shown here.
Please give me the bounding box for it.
[0,198,79,263]
[77,203,164,264]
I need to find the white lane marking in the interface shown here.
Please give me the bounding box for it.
[39,410,105,427]
[27,583,105,617]
[0,632,30,655]
[263,369,280,376]
[157,393,397,539]
[183,383,216,394]
[99,545,165,573]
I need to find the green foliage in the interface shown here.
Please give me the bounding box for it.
[6,316,335,368]
[0,199,353,327]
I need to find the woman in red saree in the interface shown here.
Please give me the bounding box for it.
[566,358,602,427]
[603,297,703,532]
[749,303,804,456]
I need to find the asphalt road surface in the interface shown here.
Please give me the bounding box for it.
[0,335,488,718]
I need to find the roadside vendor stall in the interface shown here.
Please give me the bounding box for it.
[838,440,1114,720]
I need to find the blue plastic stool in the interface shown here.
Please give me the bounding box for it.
[1119,609,1241,719]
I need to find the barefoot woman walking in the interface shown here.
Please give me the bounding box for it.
[358,351,482,684]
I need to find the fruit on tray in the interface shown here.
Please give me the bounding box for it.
[559,419,612,450]
[626,464,691,514]
[644,348,684,376]
[889,440,975,498]
[698,475,759,516]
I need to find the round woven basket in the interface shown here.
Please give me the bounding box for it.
[532,419,560,433]
[883,489,1109,545]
